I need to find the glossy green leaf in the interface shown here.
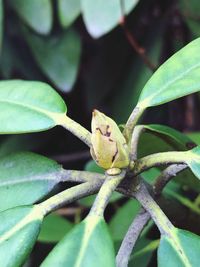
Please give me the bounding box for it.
[26,30,81,93]
[137,38,200,110]
[81,0,139,38]
[186,146,200,179]
[41,215,115,267]
[9,0,52,34]
[144,124,195,150]
[0,152,62,212]
[158,228,200,267]
[0,80,66,133]
[58,0,81,28]
[38,213,73,243]
[138,132,176,158]
[0,206,43,267]
[109,199,141,241]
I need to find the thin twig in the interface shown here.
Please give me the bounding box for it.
[119,0,157,72]
[130,125,145,161]
[89,170,126,217]
[39,180,103,216]
[153,163,187,195]
[60,169,105,183]
[133,151,186,175]
[116,163,187,267]
[116,208,150,267]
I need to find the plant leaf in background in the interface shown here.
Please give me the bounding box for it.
[179,0,200,38]
[112,26,162,123]
[158,228,200,267]
[137,38,200,111]
[0,80,67,133]
[129,239,159,267]
[0,152,62,212]
[186,146,200,179]
[58,0,81,28]
[25,30,81,93]
[143,124,195,150]
[0,206,43,267]
[9,0,52,35]
[109,199,141,241]
[81,0,139,38]
[41,216,116,267]
[38,213,73,243]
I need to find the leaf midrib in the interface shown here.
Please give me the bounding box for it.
[0,98,64,119]
[0,172,61,187]
[139,61,200,106]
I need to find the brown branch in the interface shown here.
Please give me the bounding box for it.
[119,0,157,71]
[116,208,150,267]
[116,163,187,267]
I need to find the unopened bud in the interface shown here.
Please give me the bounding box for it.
[90,110,129,171]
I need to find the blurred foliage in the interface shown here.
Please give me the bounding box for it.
[1,0,200,266]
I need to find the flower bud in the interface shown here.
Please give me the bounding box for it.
[90,110,129,170]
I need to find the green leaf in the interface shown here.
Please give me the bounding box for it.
[38,213,73,243]
[187,132,200,145]
[41,215,115,267]
[144,124,195,150]
[0,135,41,158]
[0,152,62,212]
[0,80,67,133]
[85,159,104,174]
[58,0,81,28]
[112,24,162,123]
[81,0,139,38]
[179,0,200,37]
[109,199,141,241]
[137,38,200,110]
[0,206,43,267]
[186,146,200,179]
[25,30,81,93]
[129,239,159,267]
[9,0,52,34]
[158,228,200,267]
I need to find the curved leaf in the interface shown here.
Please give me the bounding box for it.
[0,80,67,133]
[81,0,139,38]
[41,215,115,267]
[9,0,52,34]
[158,228,200,267]
[186,146,200,179]
[137,38,200,110]
[25,30,81,93]
[38,213,73,243]
[144,124,195,150]
[58,0,81,28]
[0,206,43,267]
[0,152,62,212]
